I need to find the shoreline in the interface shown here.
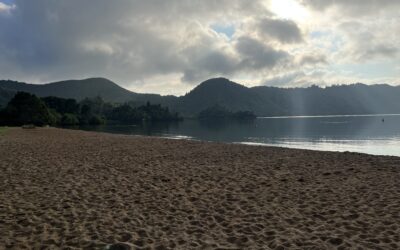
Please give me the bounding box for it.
[68,126,400,158]
[258,113,400,119]
[233,141,399,158]
[1,127,399,249]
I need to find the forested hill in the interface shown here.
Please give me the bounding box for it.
[175,78,400,116]
[250,83,400,116]
[176,78,281,116]
[0,87,16,108]
[0,78,176,106]
[1,77,400,117]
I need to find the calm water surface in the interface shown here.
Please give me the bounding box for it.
[74,114,400,157]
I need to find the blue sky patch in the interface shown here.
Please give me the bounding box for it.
[310,31,329,38]
[211,24,235,39]
[1,0,14,5]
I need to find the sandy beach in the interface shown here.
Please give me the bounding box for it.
[0,127,399,249]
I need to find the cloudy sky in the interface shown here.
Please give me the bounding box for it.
[0,0,399,95]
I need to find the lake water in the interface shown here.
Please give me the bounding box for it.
[74,114,400,157]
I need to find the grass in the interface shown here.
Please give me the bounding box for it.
[0,127,8,135]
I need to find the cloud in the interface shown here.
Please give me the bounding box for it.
[0,0,284,88]
[262,69,336,87]
[182,35,291,83]
[336,21,399,62]
[0,0,398,94]
[263,71,307,87]
[0,2,15,15]
[257,18,303,44]
[360,45,398,61]
[181,49,239,82]
[235,37,289,70]
[300,0,400,15]
[297,53,327,66]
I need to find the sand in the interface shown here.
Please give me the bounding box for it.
[0,127,399,249]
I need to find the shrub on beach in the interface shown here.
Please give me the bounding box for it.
[61,113,80,125]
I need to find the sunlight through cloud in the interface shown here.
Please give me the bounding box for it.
[270,0,309,21]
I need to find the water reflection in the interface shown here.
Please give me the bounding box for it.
[72,114,400,157]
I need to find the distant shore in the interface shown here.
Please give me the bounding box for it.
[259,113,400,119]
[1,128,399,249]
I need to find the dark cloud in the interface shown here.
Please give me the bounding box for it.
[358,44,398,61]
[182,36,290,83]
[257,18,303,44]
[235,37,289,70]
[298,54,327,66]
[181,49,238,82]
[0,0,272,84]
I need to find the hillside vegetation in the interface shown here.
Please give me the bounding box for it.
[0,92,181,126]
[2,77,400,117]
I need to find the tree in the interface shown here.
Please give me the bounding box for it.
[42,96,79,114]
[108,104,144,123]
[0,92,57,126]
[107,102,182,123]
[61,113,80,125]
[79,97,109,125]
[198,104,255,120]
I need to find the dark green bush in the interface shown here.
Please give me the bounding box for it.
[61,113,80,125]
[0,92,56,126]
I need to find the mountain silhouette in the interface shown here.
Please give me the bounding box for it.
[2,77,400,116]
[0,78,177,107]
[176,78,281,115]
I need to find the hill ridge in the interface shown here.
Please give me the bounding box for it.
[1,77,400,116]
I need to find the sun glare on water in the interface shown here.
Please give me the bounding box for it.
[270,0,309,21]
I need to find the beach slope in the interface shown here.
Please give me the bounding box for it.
[0,128,399,249]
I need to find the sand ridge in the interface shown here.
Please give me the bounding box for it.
[0,128,399,249]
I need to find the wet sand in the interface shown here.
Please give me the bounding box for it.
[0,127,399,249]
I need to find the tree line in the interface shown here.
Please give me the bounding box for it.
[0,92,182,126]
[198,105,256,120]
